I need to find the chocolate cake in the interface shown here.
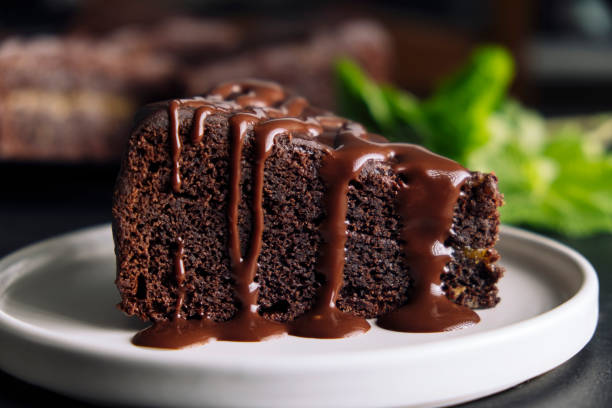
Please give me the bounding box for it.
[112,80,504,348]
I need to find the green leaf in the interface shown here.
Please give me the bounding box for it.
[420,46,514,162]
[378,86,421,142]
[469,101,612,236]
[333,47,612,237]
[334,58,396,134]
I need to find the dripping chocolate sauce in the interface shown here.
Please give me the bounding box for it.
[173,237,186,319]
[132,79,479,349]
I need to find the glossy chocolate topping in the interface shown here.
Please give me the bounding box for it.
[173,237,186,319]
[132,79,479,349]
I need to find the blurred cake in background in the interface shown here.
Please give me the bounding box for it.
[184,20,392,109]
[0,36,175,162]
[0,18,392,163]
[105,17,243,63]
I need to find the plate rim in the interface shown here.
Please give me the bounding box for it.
[0,224,600,408]
[0,223,599,371]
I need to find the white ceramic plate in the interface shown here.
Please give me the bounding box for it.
[0,225,598,408]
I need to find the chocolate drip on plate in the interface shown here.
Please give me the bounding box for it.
[132,80,480,349]
[380,147,479,332]
[288,125,374,338]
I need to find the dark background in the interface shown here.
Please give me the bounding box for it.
[4,0,612,114]
[1,1,611,407]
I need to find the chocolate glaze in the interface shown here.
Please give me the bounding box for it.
[169,97,236,192]
[132,79,479,349]
[380,147,479,331]
[173,237,186,319]
[169,99,183,193]
[211,79,285,108]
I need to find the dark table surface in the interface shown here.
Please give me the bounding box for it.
[0,163,610,408]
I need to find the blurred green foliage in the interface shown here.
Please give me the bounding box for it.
[335,47,612,236]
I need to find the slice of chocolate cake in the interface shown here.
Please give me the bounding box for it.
[112,79,504,348]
